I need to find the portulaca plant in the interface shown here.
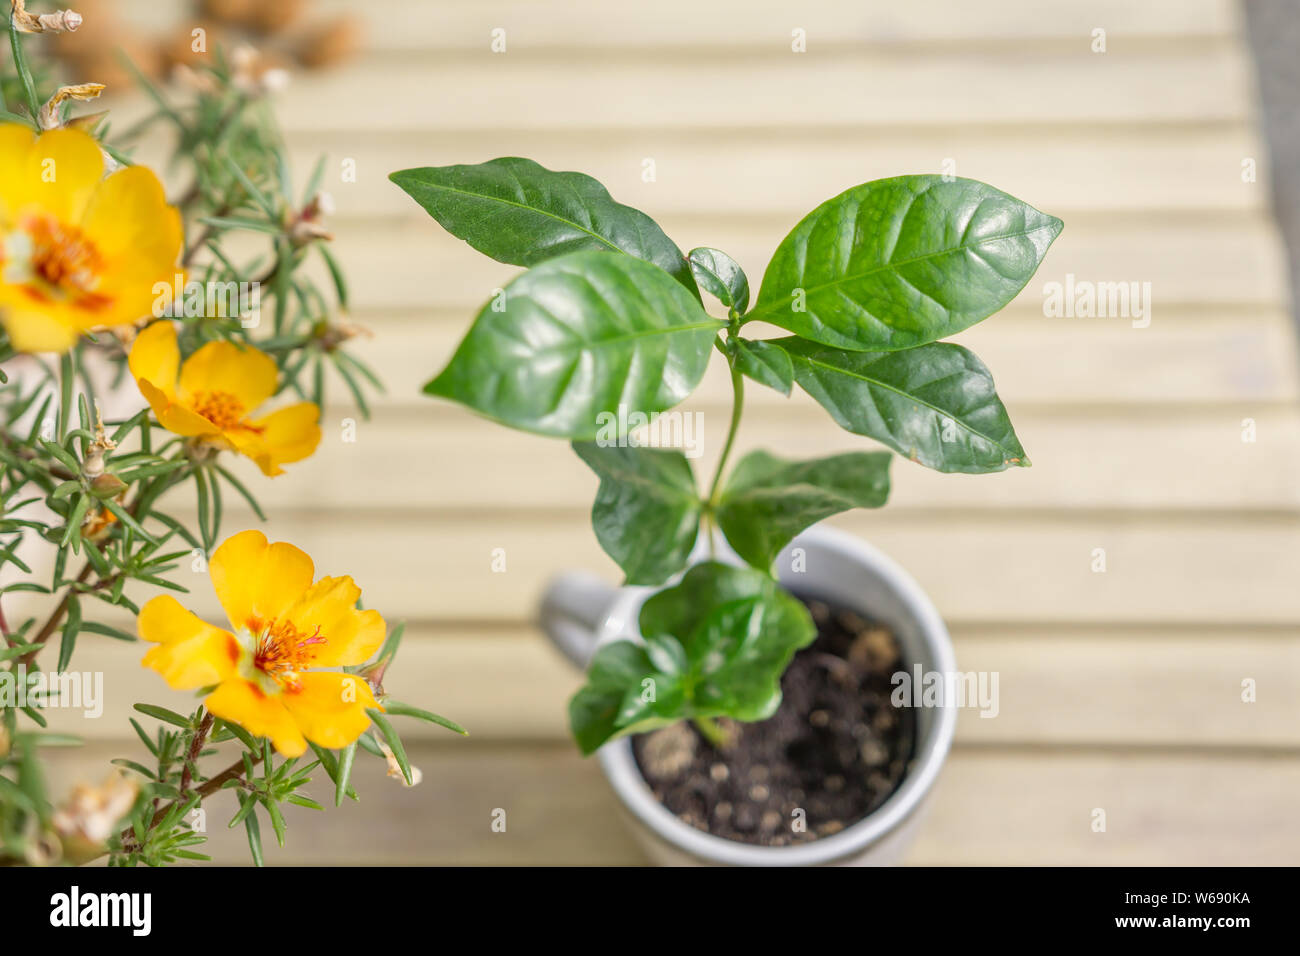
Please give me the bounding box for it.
[0,5,462,867]
[392,158,1061,754]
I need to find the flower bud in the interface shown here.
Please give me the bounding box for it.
[356,657,390,697]
[90,473,127,499]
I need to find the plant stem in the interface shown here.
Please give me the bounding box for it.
[0,427,77,480]
[182,203,231,266]
[12,458,188,671]
[15,563,94,669]
[707,362,745,508]
[146,752,261,831]
[178,710,214,798]
[693,716,732,750]
[114,749,265,857]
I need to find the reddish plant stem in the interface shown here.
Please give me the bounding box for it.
[178,711,215,798]
[15,564,96,669]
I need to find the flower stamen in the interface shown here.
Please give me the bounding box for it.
[191,390,266,434]
[250,619,327,691]
[11,214,110,310]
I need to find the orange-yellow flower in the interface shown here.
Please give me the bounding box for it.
[128,320,321,476]
[0,123,181,353]
[139,530,386,757]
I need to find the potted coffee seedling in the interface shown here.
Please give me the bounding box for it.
[391,158,1061,864]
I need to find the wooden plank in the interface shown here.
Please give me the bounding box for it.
[270,49,1258,132]
[273,215,1289,310]
[320,0,1242,51]
[113,0,1240,50]
[331,309,1300,409]
[917,750,1300,865]
[287,127,1269,218]
[224,407,1300,514]
[40,744,1300,864]
[102,46,1255,134]
[116,121,1267,218]
[41,624,1300,749]
[106,0,1242,55]
[12,513,1297,626]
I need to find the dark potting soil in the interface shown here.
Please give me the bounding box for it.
[631,596,915,847]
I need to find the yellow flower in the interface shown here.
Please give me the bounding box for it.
[139,530,386,757]
[0,123,181,353]
[128,320,321,476]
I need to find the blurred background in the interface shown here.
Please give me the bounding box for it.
[32,0,1300,863]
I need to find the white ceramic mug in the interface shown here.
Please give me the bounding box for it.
[538,524,957,866]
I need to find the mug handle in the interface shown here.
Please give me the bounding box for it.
[538,571,617,669]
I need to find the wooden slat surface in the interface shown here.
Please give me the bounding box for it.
[287,129,1272,217]
[15,0,1299,865]
[117,0,1243,49]
[245,50,1259,133]
[43,624,1300,749]
[43,743,1300,866]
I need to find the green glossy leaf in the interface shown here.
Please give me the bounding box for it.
[572,441,701,586]
[426,251,723,438]
[688,247,749,312]
[390,157,696,293]
[568,641,664,756]
[568,562,815,755]
[749,175,1062,350]
[717,450,891,568]
[732,338,793,396]
[778,338,1028,473]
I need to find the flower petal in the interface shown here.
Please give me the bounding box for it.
[137,377,222,438]
[81,165,183,266]
[243,402,321,476]
[0,304,79,354]
[24,128,105,224]
[178,340,277,413]
[206,679,306,757]
[0,123,37,218]
[283,576,386,668]
[138,595,240,690]
[210,530,314,633]
[128,321,180,396]
[280,672,379,751]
